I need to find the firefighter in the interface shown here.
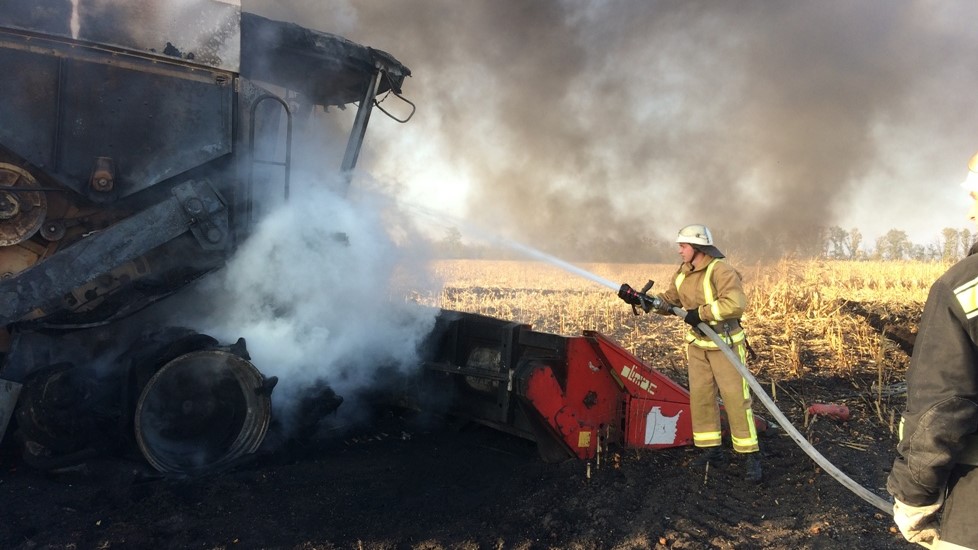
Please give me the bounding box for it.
[886,153,978,550]
[618,224,761,482]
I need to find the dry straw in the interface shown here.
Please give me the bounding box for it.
[411,259,940,400]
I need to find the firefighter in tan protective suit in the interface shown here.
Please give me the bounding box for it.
[619,224,762,482]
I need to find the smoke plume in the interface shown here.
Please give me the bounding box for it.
[177,175,441,433]
[245,0,978,260]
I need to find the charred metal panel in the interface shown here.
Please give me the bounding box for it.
[0,179,227,325]
[0,46,60,178]
[0,29,234,202]
[240,12,410,108]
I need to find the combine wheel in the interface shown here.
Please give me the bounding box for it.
[134,349,272,474]
[0,163,46,246]
[15,362,103,456]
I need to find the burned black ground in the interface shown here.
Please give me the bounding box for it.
[0,302,914,550]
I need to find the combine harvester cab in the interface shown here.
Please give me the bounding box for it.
[0,1,410,474]
[416,310,700,462]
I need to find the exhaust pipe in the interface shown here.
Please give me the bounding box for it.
[134,349,273,474]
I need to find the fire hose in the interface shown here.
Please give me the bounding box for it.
[632,290,894,515]
[692,310,893,513]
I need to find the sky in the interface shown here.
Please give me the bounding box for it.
[242,0,978,260]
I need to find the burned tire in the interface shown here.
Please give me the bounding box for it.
[134,350,271,474]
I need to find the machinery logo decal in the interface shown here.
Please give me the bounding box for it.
[620,364,657,395]
[644,406,681,445]
[578,431,591,448]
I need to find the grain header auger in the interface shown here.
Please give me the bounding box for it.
[0,0,411,475]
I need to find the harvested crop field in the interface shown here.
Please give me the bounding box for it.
[0,259,941,549]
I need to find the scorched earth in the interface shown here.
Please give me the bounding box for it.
[0,302,912,550]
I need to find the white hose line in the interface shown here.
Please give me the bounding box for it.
[676,308,893,515]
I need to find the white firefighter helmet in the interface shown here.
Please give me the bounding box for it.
[962,151,978,192]
[676,224,725,258]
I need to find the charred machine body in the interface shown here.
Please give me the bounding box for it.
[0,0,410,473]
[0,0,738,475]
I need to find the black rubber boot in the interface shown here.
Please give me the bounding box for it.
[744,453,763,482]
[691,446,726,468]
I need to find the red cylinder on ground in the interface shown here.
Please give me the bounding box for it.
[807,403,850,421]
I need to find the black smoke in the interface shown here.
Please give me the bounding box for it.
[244,0,978,261]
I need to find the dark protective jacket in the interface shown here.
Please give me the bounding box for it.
[887,250,978,546]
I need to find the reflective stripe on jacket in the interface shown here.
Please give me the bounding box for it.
[658,257,748,350]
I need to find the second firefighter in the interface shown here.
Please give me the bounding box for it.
[619,224,762,482]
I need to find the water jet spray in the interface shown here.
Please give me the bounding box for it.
[408,203,892,514]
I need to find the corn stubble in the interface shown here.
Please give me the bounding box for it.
[415,258,940,425]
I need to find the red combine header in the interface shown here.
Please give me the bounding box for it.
[411,310,701,461]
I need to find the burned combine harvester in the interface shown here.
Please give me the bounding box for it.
[0,1,722,475]
[0,1,411,473]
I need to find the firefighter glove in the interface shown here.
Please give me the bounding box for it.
[892,496,942,545]
[618,283,642,306]
[683,308,702,327]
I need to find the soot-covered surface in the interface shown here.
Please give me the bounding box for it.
[1,374,905,550]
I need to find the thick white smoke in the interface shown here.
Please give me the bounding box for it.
[68,0,240,69]
[184,179,440,431]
